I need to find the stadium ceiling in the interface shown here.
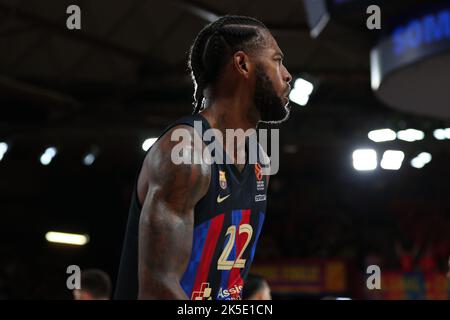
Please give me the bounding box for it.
[0,0,448,157]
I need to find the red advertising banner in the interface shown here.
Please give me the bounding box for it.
[367,271,450,300]
[252,260,450,299]
[251,259,347,294]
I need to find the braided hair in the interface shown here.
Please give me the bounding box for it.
[188,15,268,114]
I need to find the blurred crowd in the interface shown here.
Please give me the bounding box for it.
[258,175,450,274]
[1,172,448,299]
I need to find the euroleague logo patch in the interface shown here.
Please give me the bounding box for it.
[255,163,265,191]
[254,163,263,181]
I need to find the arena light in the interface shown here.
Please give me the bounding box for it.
[445,128,450,139]
[396,129,424,142]
[45,231,89,246]
[142,138,158,152]
[411,152,432,169]
[370,49,381,90]
[40,147,57,166]
[82,146,100,166]
[368,129,396,142]
[0,142,8,161]
[289,78,314,106]
[83,153,96,166]
[352,149,377,171]
[433,128,450,140]
[380,150,405,170]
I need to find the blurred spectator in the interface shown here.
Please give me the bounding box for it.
[395,240,419,273]
[73,269,111,300]
[243,273,272,300]
[447,256,450,280]
[417,243,437,273]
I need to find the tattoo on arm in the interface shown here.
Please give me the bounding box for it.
[138,126,210,299]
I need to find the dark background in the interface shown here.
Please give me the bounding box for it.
[0,0,449,299]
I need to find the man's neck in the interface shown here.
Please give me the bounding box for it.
[200,98,259,133]
[200,98,259,171]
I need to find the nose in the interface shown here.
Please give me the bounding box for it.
[284,68,292,85]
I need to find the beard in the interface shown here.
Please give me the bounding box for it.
[254,65,291,124]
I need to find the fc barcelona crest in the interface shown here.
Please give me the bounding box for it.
[219,170,227,189]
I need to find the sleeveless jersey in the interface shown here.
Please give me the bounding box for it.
[114,114,268,300]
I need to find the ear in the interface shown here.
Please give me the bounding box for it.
[233,51,253,79]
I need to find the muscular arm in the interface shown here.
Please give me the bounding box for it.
[138,126,210,299]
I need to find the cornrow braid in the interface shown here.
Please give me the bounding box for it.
[188,15,268,114]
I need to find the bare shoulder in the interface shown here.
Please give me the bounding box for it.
[140,124,211,209]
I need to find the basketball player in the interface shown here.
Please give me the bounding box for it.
[447,255,450,280]
[242,273,272,300]
[73,269,112,300]
[115,15,292,300]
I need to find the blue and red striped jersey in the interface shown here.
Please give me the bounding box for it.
[115,114,268,300]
